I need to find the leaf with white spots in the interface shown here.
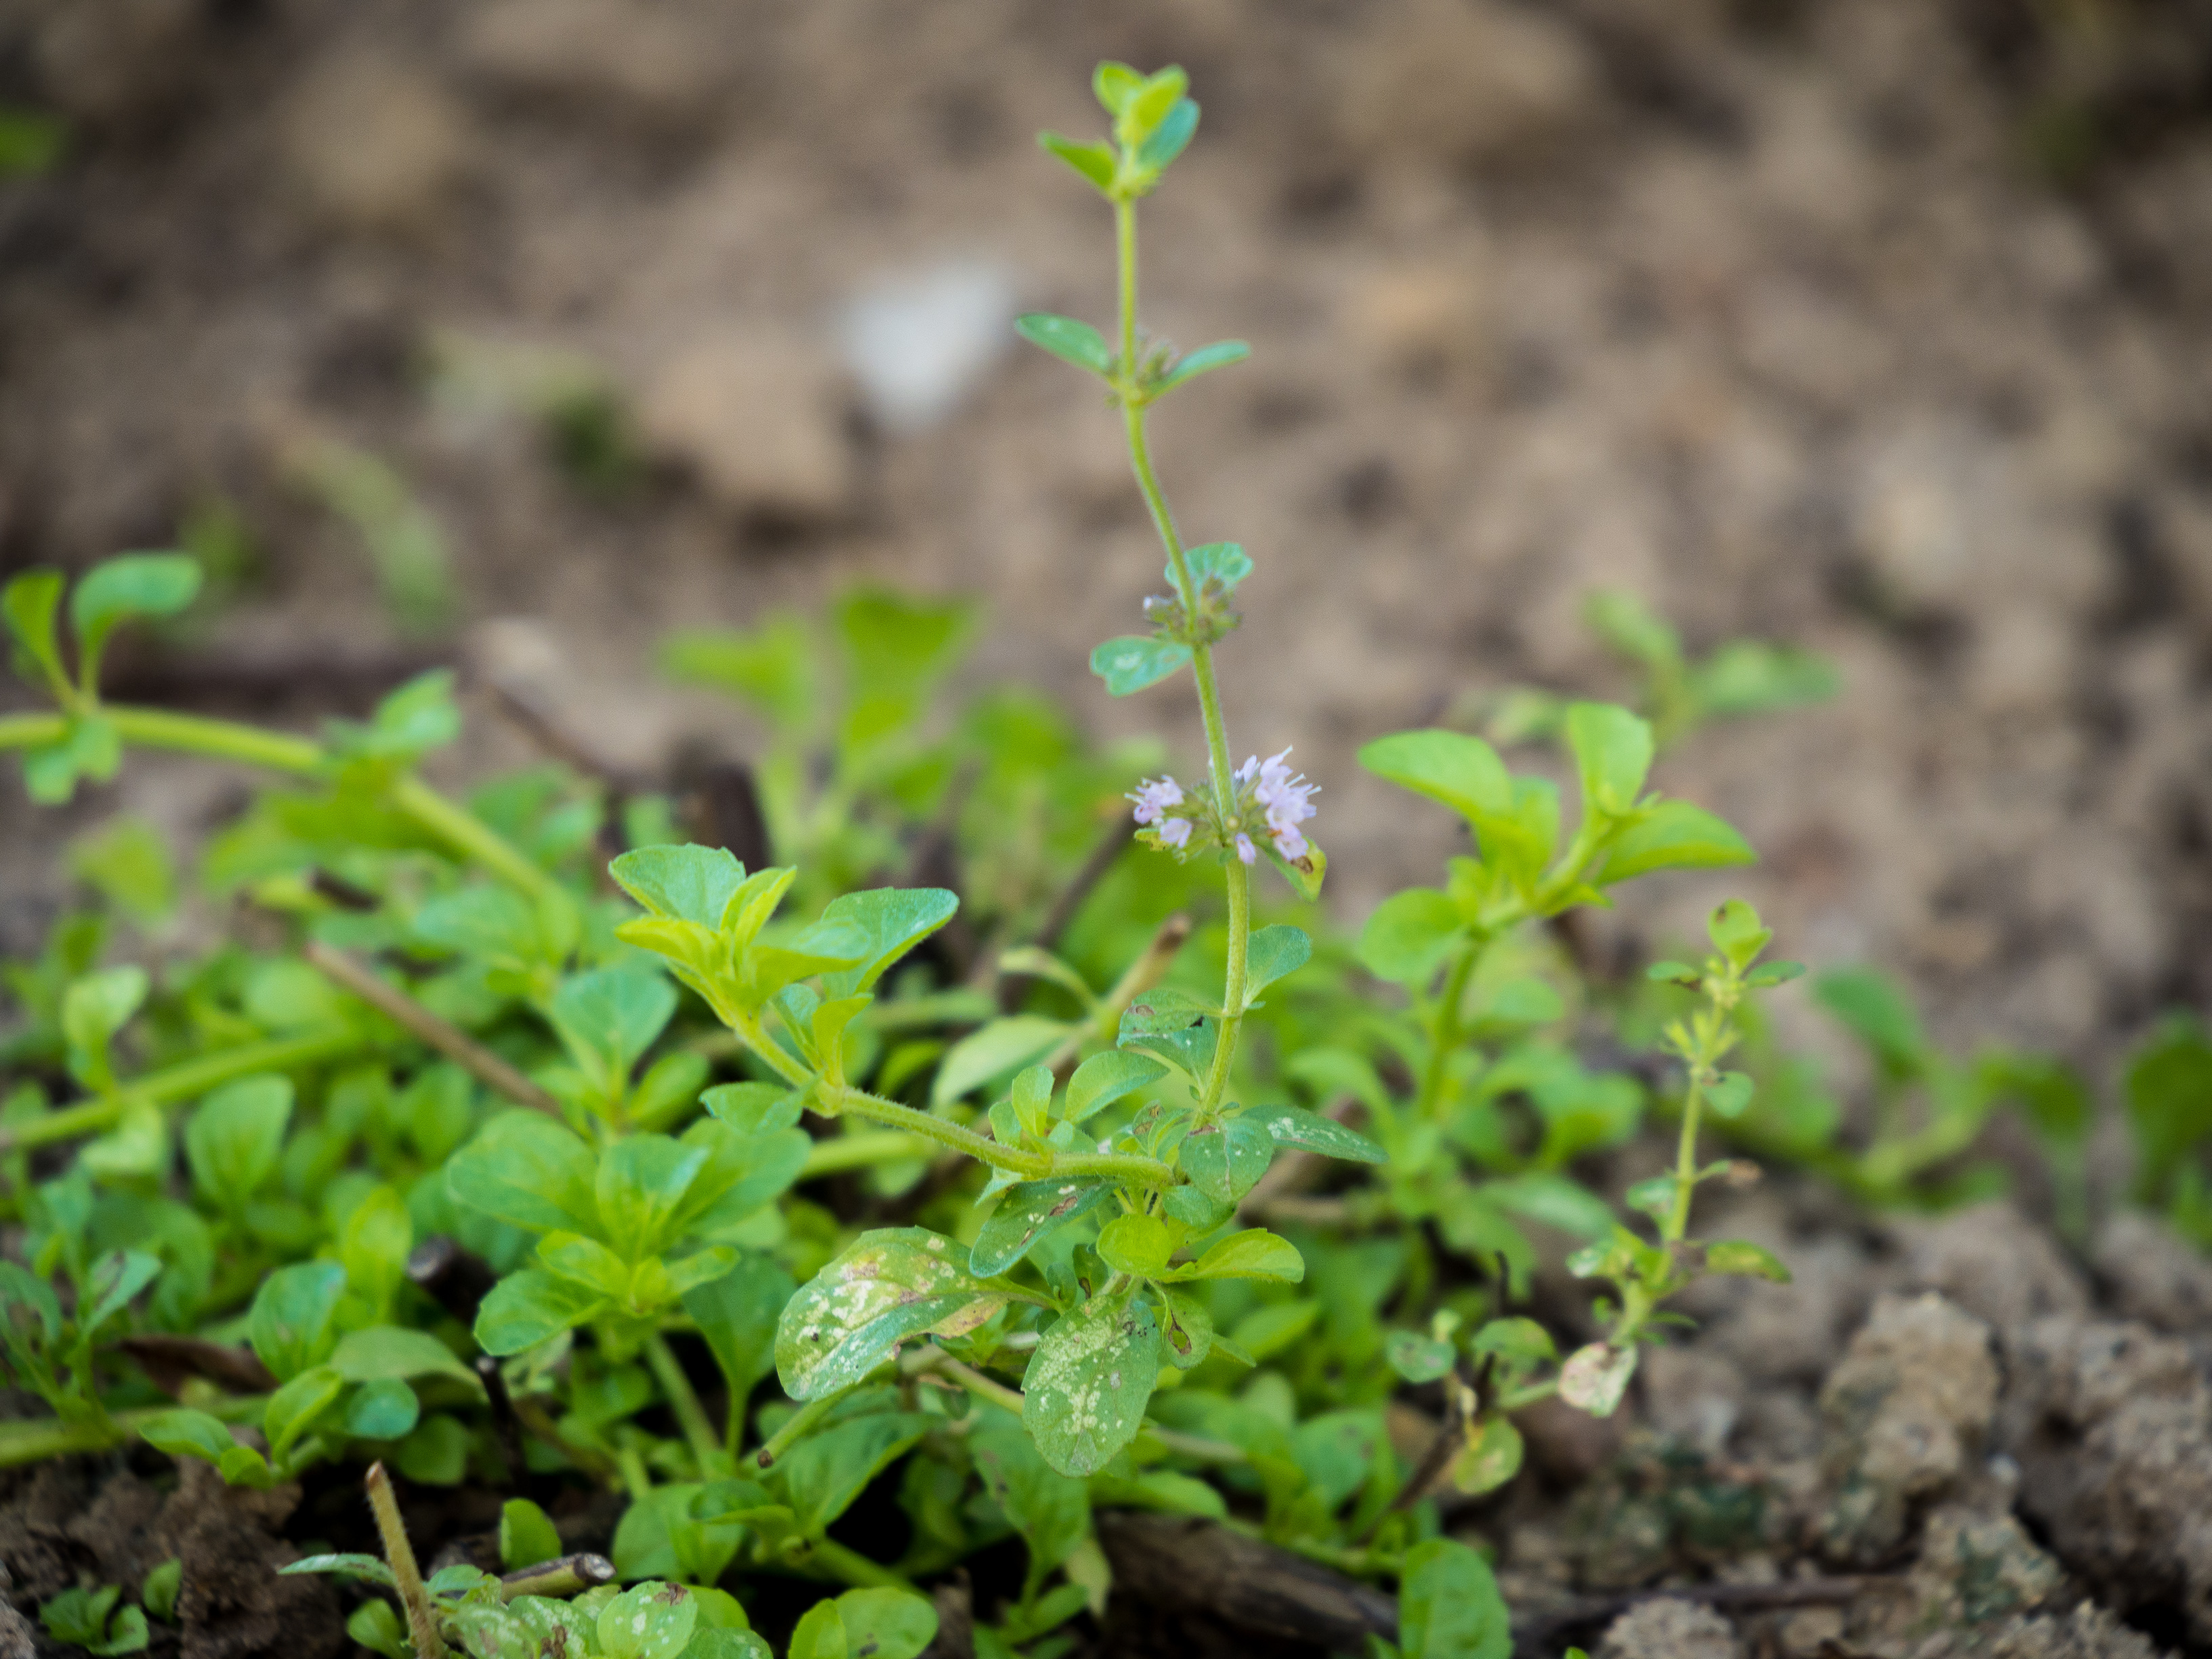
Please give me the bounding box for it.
[1022,1284,1163,1477]
[1257,1105,1385,1165]
[1557,1341,1637,1418]
[776,1230,1007,1401]
[969,1179,1117,1278]
[595,1580,698,1659]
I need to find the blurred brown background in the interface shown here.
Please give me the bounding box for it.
[2,0,2209,1078]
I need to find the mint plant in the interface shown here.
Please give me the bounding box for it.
[0,55,1895,1659]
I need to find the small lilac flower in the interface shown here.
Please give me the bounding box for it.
[1128,776,1184,826]
[1159,817,1192,850]
[1235,833,1257,866]
[1250,747,1318,859]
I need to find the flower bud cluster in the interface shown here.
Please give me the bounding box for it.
[1128,747,1318,866]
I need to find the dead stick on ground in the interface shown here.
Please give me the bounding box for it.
[304,940,564,1118]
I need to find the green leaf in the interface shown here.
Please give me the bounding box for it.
[1016,313,1113,376]
[62,965,147,1089]
[1747,959,1806,989]
[1646,960,1700,986]
[264,1364,344,1461]
[777,1410,931,1537]
[1469,1316,1557,1370]
[328,1324,482,1391]
[68,816,177,927]
[1089,635,1192,696]
[1241,925,1310,1006]
[1397,1537,1511,1659]
[140,1408,236,1466]
[1173,541,1255,595]
[972,1179,1115,1278]
[1706,1070,1753,1118]
[1179,1116,1274,1204]
[1125,67,1188,144]
[70,553,202,688]
[1256,1106,1371,1168]
[1065,1051,1166,1122]
[1386,1331,1457,1385]
[1813,968,1926,1079]
[283,1553,400,1588]
[3,568,67,695]
[1093,62,1144,115]
[1703,1240,1790,1282]
[1094,1213,1174,1278]
[1265,833,1328,902]
[80,1248,161,1335]
[776,1230,1005,1400]
[142,1559,180,1622]
[1155,340,1249,397]
[395,1413,469,1486]
[1598,801,1755,884]
[972,1416,1089,1582]
[343,1378,419,1440]
[788,1600,847,1659]
[1182,1228,1303,1283]
[330,671,461,763]
[827,1589,938,1659]
[248,1261,346,1381]
[596,1134,712,1261]
[446,1111,599,1234]
[1706,897,1772,969]
[597,1582,698,1659]
[1357,889,1465,986]
[1121,1016,1217,1083]
[475,1269,607,1355]
[609,843,748,928]
[498,1499,564,1572]
[550,969,676,1091]
[659,614,816,732]
[1557,1341,1637,1417]
[185,1075,292,1209]
[818,887,959,998]
[932,1015,1068,1106]
[1451,1415,1524,1497]
[1564,702,1654,818]
[1358,730,1511,822]
[1039,131,1115,190]
[683,1253,795,1409]
[2126,1016,2212,1195]
[1023,1285,1162,1477]
[1135,96,1198,169]
[701,1083,802,1135]
[1159,1290,1213,1370]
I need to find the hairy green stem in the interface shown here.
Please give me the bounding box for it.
[1114,194,1248,1116]
[365,1461,450,1659]
[904,1345,1028,1417]
[644,1332,730,1478]
[755,1391,841,1469]
[0,1027,361,1153]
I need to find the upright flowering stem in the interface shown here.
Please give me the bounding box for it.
[1113,193,1249,1116]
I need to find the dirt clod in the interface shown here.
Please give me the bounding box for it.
[1816,1293,1999,1564]
[1597,1597,1742,1659]
[2000,1314,2212,1643]
[2091,1212,2212,1337]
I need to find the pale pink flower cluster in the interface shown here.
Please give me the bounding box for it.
[1238,747,1318,860]
[1128,775,1192,849]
